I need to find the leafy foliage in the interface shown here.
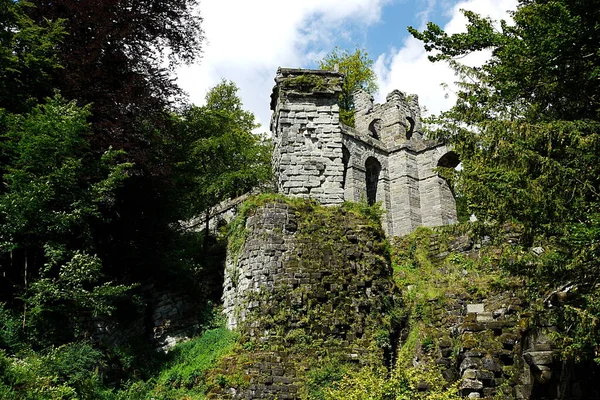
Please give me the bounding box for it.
[319,46,377,126]
[174,80,272,223]
[0,96,132,344]
[154,327,238,393]
[28,0,204,158]
[410,0,600,362]
[0,342,110,400]
[19,0,207,291]
[0,2,268,398]
[0,0,65,113]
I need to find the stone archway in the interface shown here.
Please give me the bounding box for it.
[365,157,382,206]
[436,150,460,224]
[406,116,415,140]
[368,119,382,140]
[342,145,350,190]
[437,151,460,169]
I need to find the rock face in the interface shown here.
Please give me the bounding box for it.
[270,68,459,236]
[219,198,398,399]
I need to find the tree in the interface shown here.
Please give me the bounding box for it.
[409,3,600,123]
[27,0,204,165]
[0,96,131,344]
[409,1,600,235]
[319,46,377,126]
[0,0,64,113]
[174,81,272,236]
[410,0,600,362]
[22,0,205,284]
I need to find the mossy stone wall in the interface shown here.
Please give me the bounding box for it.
[218,198,398,399]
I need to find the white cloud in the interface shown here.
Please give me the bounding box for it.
[374,0,517,117]
[176,0,390,132]
[176,0,518,133]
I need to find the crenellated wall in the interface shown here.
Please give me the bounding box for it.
[270,68,459,237]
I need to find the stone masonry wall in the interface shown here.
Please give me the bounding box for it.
[222,201,297,330]
[270,68,346,205]
[340,130,392,233]
[219,198,399,399]
[270,68,459,237]
[417,145,458,228]
[354,89,424,146]
[92,286,201,352]
[396,229,600,399]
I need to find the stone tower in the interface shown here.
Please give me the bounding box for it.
[270,68,346,205]
[270,68,459,236]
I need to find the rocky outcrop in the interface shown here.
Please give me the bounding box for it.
[395,228,600,400]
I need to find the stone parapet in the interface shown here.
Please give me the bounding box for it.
[270,68,459,237]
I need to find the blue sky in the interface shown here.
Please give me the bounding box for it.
[176,0,517,131]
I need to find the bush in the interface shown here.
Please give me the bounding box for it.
[0,304,23,353]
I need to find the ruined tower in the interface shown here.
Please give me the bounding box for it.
[270,68,459,236]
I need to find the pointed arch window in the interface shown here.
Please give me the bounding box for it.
[365,157,381,206]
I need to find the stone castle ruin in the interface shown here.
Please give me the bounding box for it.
[270,68,460,236]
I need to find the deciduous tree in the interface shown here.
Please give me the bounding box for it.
[174,80,272,237]
[0,96,131,344]
[28,0,203,139]
[319,46,377,126]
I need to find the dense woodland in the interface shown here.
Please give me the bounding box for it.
[0,0,599,398]
[0,0,271,397]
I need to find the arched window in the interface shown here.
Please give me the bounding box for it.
[406,116,415,140]
[342,146,350,189]
[437,151,460,169]
[436,151,461,224]
[365,157,381,206]
[368,119,382,140]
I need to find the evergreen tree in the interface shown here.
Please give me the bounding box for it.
[411,0,600,361]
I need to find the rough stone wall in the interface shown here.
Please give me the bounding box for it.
[387,149,423,235]
[219,198,398,399]
[91,286,201,352]
[270,68,459,237]
[270,68,346,205]
[399,230,600,399]
[417,145,458,228]
[222,201,297,330]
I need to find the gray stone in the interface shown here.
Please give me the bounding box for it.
[270,68,458,237]
[467,303,485,314]
[476,312,494,322]
[524,351,553,367]
[461,378,484,390]
[531,246,545,256]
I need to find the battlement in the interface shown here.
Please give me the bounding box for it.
[354,88,423,147]
[270,69,458,236]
